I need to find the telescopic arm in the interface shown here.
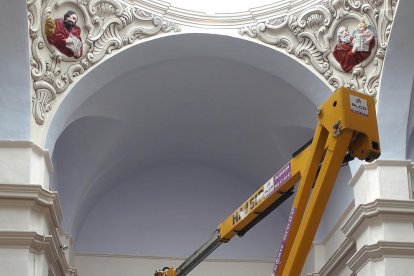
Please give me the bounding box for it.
[155,87,380,276]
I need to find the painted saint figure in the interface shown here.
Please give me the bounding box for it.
[45,10,83,58]
[332,22,375,73]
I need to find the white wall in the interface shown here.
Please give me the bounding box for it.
[75,163,290,260]
[75,253,273,276]
[0,0,31,139]
[378,0,414,159]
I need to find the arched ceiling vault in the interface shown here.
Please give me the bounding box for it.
[49,34,342,259]
[46,34,332,153]
[30,0,398,147]
[378,0,414,159]
[21,0,408,261]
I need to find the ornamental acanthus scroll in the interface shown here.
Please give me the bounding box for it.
[28,0,180,125]
[27,0,398,125]
[240,0,397,97]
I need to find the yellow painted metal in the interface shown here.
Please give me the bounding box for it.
[273,124,328,275]
[156,87,380,276]
[220,87,380,246]
[166,268,176,276]
[282,130,353,275]
[276,87,380,275]
[154,268,176,276]
[219,146,309,241]
[318,87,380,161]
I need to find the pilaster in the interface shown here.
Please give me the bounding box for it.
[0,141,52,189]
[343,160,414,275]
[0,141,76,276]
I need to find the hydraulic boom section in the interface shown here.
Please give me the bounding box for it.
[155,87,380,276]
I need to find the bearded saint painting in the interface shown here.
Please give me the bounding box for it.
[332,21,376,73]
[45,10,83,59]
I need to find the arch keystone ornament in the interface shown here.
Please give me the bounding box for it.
[28,0,181,125]
[239,0,397,97]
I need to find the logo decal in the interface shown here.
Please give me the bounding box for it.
[264,163,292,199]
[272,207,297,275]
[350,95,368,116]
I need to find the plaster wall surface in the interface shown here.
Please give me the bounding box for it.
[0,0,31,139]
[75,254,274,276]
[0,248,30,276]
[378,0,414,159]
[75,163,291,260]
[1,0,413,275]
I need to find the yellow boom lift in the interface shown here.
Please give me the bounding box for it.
[155,87,381,276]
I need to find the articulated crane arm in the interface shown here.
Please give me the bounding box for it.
[155,87,380,276]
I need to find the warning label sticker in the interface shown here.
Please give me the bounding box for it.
[350,95,368,117]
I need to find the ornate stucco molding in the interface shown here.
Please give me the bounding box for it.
[0,231,77,276]
[132,0,319,28]
[341,198,414,238]
[347,241,414,273]
[27,0,181,125]
[240,0,398,97]
[0,184,75,275]
[0,183,63,230]
[27,0,398,126]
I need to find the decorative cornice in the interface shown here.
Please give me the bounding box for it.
[349,159,413,188]
[240,0,398,97]
[0,184,62,227]
[0,140,53,173]
[347,241,414,273]
[341,199,414,237]
[0,231,77,276]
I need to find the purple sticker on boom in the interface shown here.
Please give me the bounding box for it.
[272,207,297,275]
[273,162,292,189]
[264,162,292,199]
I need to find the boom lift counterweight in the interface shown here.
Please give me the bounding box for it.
[155,87,380,276]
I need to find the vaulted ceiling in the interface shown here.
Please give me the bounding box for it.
[1,0,414,267]
[49,34,353,259]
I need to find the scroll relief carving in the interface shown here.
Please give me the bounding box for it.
[240,0,398,97]
[27,0,180,125]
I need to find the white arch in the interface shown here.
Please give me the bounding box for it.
[45,33,339,255]
[377,0,414,159]
[45,33,331,152]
